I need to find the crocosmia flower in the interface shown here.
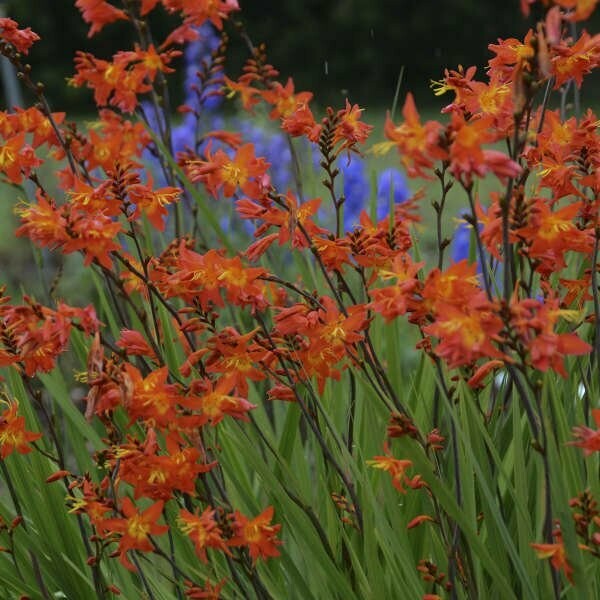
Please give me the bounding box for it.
[0,401,42,459]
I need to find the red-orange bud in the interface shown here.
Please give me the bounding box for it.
[46,469,70,483]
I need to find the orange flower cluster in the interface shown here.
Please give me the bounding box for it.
[0,106,61,184]
[0,292,99,377]
[0,17,40,54]
[186,143,269,199]
[223,62,373,155]
[273,296,370,392]
[72,45,181,113]
[61,110,151,175]
[15,164,181,268]
[0,0,598,595]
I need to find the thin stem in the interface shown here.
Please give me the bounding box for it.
[287,134,305,203]
[255,312,364,532]
[536,78,554,135]
[130,552,157,600]
[245,415,338,562]
[431,360,469,597]
[569,22,581,119]
[346,370,356,455]
[465,186,493,301]
[534,384,561,600]
[434,165,452,270]
[167,527,184,600]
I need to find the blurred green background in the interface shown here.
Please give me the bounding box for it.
[8,0,598,112]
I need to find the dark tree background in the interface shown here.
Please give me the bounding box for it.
[3,1,597,112]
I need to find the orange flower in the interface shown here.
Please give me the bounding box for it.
[516,199,593,274]
[307,296,369,350]
[203,328,270,397]
[430,64,477,108]
[178,507,229,562]
[184,578,227,600]
[229,506,282,563]
[62,210,122,269]
[117,44,181,78]
[116,432,214,500]
[531,537,574,583]
[370,255,424,322]
[0,401,42,459]
[509,295,591,376]
[467,360,505,389]
[367,446,424,493]
[0,298,95,377]
[187,143,269,199]
[128,179,181,231]
[223,75,261,112]
[163,0,240,31]
[14,191,68,250]
[282,102,322,141]
[262,78,313,120]
[80,111,151,172]
[0,18,40,54]
[570,409,600,456]
[407,515,435,530]
[75,0,128,37]
[66,476,112,528]
[71,46,179,113]
[68,178,121,216]
[11,107,65,149]
[333,99,373,152]
[0,132,41,184]
[274,296,368,393]
[115,330,157,362]
[488,30,536,81]
[383,93,446,179]
[559,277,593,309]
[448,113,521,185]
[181,376,256,425]
[123,364,179,428]
[551,30,600,88]
[314,238,352,271]
[100,497,168,571]
[274,191,327,248]
[418,260,481,319]
[71,52,150,113]
[423,296,505,369]
[162,245,268,310]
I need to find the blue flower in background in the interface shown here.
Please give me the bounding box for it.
[168,24,223,155]
[376,168,410,220]
[451,219,472,263]
[171,113,196,154]
[143,23,416,243]
[340,156,369,230]
[451,216,493,282]
[183,23,222,113]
